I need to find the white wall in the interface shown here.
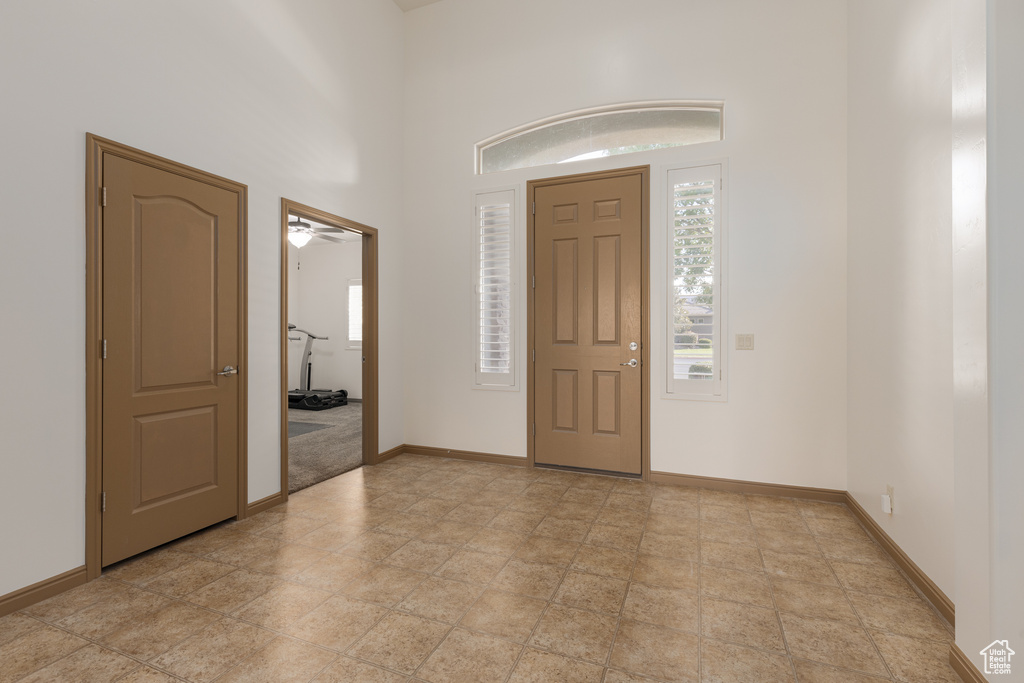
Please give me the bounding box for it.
[952,0,993,668]
[0,0,405,598]
[846,0,956,599]
[950,0,1024,669]
[402,0,849,489]
[986,0,1024,664]
[289,241,363,398]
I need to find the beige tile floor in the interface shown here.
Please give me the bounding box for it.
[0,455,961,682]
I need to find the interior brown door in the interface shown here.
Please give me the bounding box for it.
[101,153,242,566]
[533,171,643,475]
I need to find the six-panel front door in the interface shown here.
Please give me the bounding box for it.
[101,153,242,566]
[533,171,644,475]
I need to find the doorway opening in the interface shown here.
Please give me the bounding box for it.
[280,200,379,496]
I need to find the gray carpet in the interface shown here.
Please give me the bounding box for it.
[288,402,362,493]
[287,421,333,438]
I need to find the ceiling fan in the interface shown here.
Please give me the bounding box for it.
[287,217,351,248]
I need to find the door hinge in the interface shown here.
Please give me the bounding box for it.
[532,275,535,289]
[101,187,107,207]
[101,492,106,513]
[102,339,107,359]
[532,202,535,215]
[532,423,536,436]
[532,349,535,362]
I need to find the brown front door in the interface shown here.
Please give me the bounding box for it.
[101,153,243,566]
[532,170,644,475]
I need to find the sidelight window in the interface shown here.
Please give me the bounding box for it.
[474,189,517,388]
[667,164,726,399]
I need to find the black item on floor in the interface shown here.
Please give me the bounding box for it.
[288,389,348,411]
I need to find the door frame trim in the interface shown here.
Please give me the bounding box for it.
[85,134,249,580]
[279,199,380,501]
[526,165,651,480]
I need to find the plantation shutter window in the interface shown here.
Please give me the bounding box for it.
[475,189,516,388]
[667,164,726,399]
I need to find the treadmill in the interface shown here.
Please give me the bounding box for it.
[287,324,348,410]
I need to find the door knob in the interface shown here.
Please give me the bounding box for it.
[217,365,238,376]
[619,359,638,368]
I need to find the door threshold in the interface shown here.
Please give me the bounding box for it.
[534,463,642,480]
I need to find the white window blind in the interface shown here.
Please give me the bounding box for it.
[348,279,362,346]
[667,164,725,399]
[475,189,516,388]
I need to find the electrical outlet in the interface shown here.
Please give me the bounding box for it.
[886,485,894,515]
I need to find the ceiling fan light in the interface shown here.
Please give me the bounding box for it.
[288,231,313,248]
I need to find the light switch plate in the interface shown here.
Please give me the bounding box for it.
[736,334,754,350]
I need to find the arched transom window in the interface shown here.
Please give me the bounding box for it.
[476,101,723,174]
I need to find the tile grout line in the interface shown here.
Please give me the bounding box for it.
[38,465,466,681]
[25,482,708,682]
[404,472,585,681]
[373,477,527,681]
[694,488,705,683]
[12,603,194,683]
[15,459,957,683]
[206,634,339,683]
[602,483,653,678]
[246,461,477,681]
[5,626,97,683]
[806,502,898,682]
[498,485,606,683]
[758,498,825,683]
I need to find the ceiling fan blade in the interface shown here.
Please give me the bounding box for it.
[310,226,347,234]
[316,233,349,244]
